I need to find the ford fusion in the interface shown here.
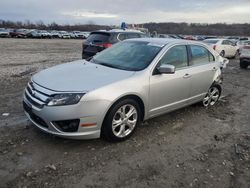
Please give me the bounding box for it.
[23,38,223,141]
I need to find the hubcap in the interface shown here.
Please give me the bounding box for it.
[203,87,220,107]
[220,51,225,57]
[112,104,138,138]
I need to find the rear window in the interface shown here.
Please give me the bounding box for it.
[204,40,219,44]
[87,32,110,43]
[190,45,211,65]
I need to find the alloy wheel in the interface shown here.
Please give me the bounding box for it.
[203,87,220,107]
[112,104,138,138]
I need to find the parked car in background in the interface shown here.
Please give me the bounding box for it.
[0,28,9,37]
[50,31,61,38]
[70,31,88,39]
[23,38,223,141]
[82,32,90,38]
[9,29,28,38]
[26,30,42,38]
[82,29,147,59]
[59,31,70,39]
[239,40,250,69]
[37,30,51,38]
[158,34,183,39]
[203,39,238,58]
[185,35,197,40]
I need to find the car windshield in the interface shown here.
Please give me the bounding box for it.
[204,40,219,44]
[90,41,163,71]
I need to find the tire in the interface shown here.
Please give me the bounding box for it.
[240,61,248,69]
[202,84,221,107]
[220,50,225,57]
[101,98,142,142]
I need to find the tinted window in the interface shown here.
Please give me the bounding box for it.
[91,41,162,71]
[87,32,110,43]
[222,40,230,45]
[159,45,188,69]
[190,45,210,65]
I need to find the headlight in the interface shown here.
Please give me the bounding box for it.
[47,93,84,106]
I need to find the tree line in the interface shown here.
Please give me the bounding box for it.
[0,20,111,31]
[143,22,250,36]
[0,19,249,36]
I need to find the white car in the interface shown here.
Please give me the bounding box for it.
[0,28,9,37]
[203,39,238,58]
[59,31,71,39]
[239,40,250,69]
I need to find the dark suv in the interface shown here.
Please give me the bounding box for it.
[82,30,147,59]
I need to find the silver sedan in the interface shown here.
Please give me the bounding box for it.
[23,38,223,141]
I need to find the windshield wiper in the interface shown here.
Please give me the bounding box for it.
[98,62,118,69]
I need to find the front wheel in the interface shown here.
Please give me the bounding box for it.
[220,50,225,57]
[101,99,141,142]
[203,85,221,107]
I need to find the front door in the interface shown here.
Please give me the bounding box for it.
[149,45,191,118]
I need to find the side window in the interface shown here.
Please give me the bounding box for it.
[159,45,188,69]
[190,45,210,65]
[222,40,229,45]
[228,41,234,46]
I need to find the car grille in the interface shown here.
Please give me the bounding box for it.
[23,101,48,128]
[25,82,50,109]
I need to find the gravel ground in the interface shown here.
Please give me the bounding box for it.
[0,38,249,188]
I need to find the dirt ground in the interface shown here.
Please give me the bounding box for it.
[0,38,249,188]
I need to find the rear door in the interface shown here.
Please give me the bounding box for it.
[221,40,233,56]
[82,32,111,58]
[149,45,191,117]
[228,40,237,56]
[187,45,217,103]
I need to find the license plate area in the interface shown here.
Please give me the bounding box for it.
[23,101,32,113]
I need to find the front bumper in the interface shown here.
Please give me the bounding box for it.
[23,88,111,140]
[240,57,250,63]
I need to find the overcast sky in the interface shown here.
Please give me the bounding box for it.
[0,0,250,25]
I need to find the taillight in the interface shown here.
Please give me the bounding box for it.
[213,45,217,50]
[97,43,112,48]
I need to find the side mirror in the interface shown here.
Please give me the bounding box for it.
[156,64,175,74]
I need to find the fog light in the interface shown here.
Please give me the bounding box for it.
[53,119,80,132]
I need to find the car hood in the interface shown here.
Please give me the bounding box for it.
[32,60,135,92]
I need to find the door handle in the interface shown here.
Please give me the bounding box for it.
[183,73,191,79]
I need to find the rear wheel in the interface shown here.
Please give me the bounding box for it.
[203,85,221,107]
[240,60,248,69]
[101,99,141,142]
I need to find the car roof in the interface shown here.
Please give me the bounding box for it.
[126,38,205,46]
[91,29,144,34]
